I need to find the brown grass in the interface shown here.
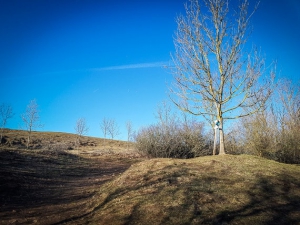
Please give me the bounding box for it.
[1,129,137,155]
[1,130,300,224]
[78,155,300,225]
[0,129,142,225]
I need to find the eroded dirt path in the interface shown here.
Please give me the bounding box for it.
[0,149,141,225]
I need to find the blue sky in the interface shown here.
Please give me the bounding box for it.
[0,0,299,140]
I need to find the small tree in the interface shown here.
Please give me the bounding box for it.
[0,103,14,144]
[100,118,110,140]
[74,117,89,147]
[126,121,133,149]
[21,99,42,149]
[107,119,120,140]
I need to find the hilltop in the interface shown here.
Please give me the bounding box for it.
[68,155,300,225]
[0,129,137,157]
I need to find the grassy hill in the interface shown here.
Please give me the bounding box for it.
[1,129,136,156]
[1,130,300,224]
[73,155,300,225]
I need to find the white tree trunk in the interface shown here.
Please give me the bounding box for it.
[213,128,217,155]
[219,120,226,155]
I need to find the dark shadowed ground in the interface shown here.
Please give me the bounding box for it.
[0,148,141,225]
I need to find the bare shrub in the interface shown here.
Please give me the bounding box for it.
[273,79,300,163]
[226,79,300,164]
[46,142,74,151]
[236,112,277,159]
[135,103,209,158]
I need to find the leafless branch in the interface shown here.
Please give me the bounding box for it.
[170,0,275,154]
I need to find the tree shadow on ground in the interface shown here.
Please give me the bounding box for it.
[79,159,300,225]
[77,162,229,225]
[212,174,300,225]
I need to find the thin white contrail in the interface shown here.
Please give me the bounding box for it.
[90,61,168,71]
[34,61,169,77]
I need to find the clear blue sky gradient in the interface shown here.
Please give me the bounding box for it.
[0,0,299,140]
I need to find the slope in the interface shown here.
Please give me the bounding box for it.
[0,128,135,155]
[70,155,300,225]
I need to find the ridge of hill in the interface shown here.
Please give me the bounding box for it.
[0,129,135,155]
[72,155,300,225]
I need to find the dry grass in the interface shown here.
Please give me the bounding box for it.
[1,129,137,156]
[0,129,142,225]
[1,130,300,224]
[75,155,300,225]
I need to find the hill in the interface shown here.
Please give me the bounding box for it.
[0,130,142,225]
[1,130,299,224]
[71,155,300,225]
[0,129,137,157]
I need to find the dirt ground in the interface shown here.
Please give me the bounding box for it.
[0,148,142,225]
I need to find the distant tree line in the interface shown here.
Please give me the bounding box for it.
[1,77,299,164]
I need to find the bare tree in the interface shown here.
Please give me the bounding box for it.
[107,119,120,140]
[170,0,275,154]
[0,103,14,144]
[100,118,120,140]
[21,99,42,149]
[75,118,89,137]
[100,118,110,139]
[126,121,133,149]
[74,118,89,149]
